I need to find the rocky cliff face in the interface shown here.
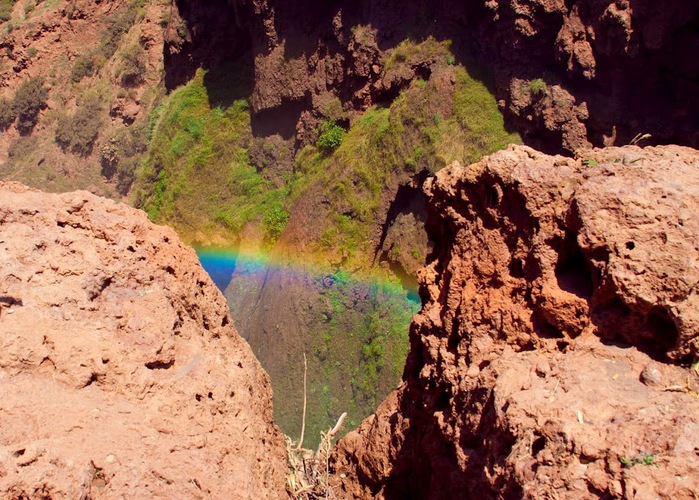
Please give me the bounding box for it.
[0,182,287,498]
[172,0,699,154]
[332,144,699,498]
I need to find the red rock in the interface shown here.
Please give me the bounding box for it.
[0,182,288,498]
[333,145,699,498]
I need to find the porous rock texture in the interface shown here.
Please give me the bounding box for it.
[0,182,288,498]
[333,144,699,498]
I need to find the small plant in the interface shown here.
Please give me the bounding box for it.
[582,158,599,167]
[628,132,651,146]
[529,78,547,97]
[620,452,658,468]
[26,46,37,58]
[285,353,347,499]
[263,205,289,242]
[0,0,15,23]
[316,120,345,154]
[71,53,104,83]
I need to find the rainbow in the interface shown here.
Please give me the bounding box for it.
[194,246,420,302]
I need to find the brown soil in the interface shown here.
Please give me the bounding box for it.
[0,181,288,498]
[332,144,699,498]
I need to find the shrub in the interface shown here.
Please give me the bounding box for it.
[100,126,148,193]
[0,0,14,23]
[263,205,289,242]
[529,78,547,97]
[11,77,47,134]
[100,2,139,59]
[0,96,15,129]
[317,120,345,154]
[117,41,146,86]
[71,54,102,82]
[55,94,103,155]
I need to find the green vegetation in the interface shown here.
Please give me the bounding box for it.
[100,124,149,194]
[117,40,146,87]
[11,77,47,134]
[295,270,420,444]
[71,53,105,83]
[291,45,519,266]
[620,452,658,468]
[316,120,345,154]
[529,78,547,97]
[262,205,289,244]
[0,0,17,23]
[0,96,14,129]
[137,68,284,243]
[382,37,452,74]
[55,93,104,155]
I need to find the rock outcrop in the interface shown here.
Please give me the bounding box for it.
[333,145,699,498]
[0,182,288,498]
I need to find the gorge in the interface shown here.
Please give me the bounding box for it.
[0,0,698,498]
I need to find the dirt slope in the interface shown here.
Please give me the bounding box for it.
[0,182,288,498]
[332,144,699,498]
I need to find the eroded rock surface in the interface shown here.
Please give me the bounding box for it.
[0,182,288,498]
[333,145,699,498]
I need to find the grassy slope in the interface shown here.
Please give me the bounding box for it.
[137,69,288,246]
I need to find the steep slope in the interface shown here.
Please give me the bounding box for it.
[0,182,287,498]
[332,144,699,498]
[0,0,167,197]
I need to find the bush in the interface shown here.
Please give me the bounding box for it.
[117,42,146,86]
[263,205,289,242]
[11,77,47,134]
[100,126,148,193]
[317,120,345,154]
[0,0,14,23]
[55,94,103,155]
[529,78,547,97]
[71,54,103,82]
[0,96,15,129]
[100,2,139,59]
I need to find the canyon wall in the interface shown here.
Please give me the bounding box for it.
[332,144,699,498]
[158,0,699,443]
[171,0,699,155]
[0,182,288,498]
